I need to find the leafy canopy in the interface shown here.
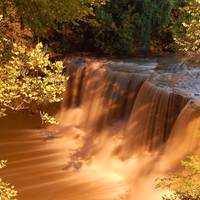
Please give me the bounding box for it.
[173,0,200,51]
[155,155,200,200]
[0,1,33,45]
[0,160,17,200]
[135,0,177,46]
[171,0,200,67]
[0,41,68,123]
[0,14,68,124]
[93,0,136,54]
[8,0,106,37]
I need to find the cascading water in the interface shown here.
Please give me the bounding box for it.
[1,57,200,200]
[62,59,189,152]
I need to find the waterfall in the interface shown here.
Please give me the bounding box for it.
[62,59,190,154]
[54,59,199,199]
[1,58,200,200]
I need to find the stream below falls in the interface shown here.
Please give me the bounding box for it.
[1,56,200,200]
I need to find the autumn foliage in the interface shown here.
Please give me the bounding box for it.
[156,155,200,200]
[0,160,17,200]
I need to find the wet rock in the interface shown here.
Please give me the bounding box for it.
[156,74,170,82]
[156,57,186,70]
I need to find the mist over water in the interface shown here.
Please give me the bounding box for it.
[1,58,200,200]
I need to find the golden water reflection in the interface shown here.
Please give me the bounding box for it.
[0,111,129,200]
[0,109,177,200]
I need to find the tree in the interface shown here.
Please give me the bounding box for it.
[92,0,136,54]
[12,0,106,31]
[0,160,17,200]
[0,14,68,124]
[67,0,178,54]
[0,1,33,45]
[128,0,177,47]
[0,0,107,53]
[7,0,106,41]
[155,155,200,200]
[0,41,68,124]
[170,0,200,67]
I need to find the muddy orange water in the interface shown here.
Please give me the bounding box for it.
[1,59,200,200]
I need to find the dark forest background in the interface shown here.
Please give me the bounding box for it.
[0,0,199,55]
